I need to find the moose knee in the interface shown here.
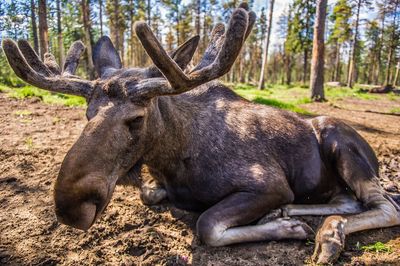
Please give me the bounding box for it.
[196,216,226,247]
[377,202,400,225]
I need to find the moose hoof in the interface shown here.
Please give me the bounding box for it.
[278,219,314,239]
[140,187,167,206]
[312,216,347,265]
[268,218,314,240]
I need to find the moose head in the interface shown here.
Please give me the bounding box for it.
[2,3,255,230]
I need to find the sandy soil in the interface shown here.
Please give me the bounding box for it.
[0,93,399,265]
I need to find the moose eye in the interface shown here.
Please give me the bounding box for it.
[126,116,144,132]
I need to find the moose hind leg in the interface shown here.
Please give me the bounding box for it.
[311,117,400,264]
[281,192,365,217]
[196,192,314,247]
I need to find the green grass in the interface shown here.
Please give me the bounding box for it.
[230,82,400,114]
[360,242,392,253]
[390,107,400,114]
[0,84,86,107]
[232,83,312,114]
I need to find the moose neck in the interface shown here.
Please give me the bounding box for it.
[142,94,193,173]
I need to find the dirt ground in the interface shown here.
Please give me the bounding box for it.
[1,92,399,266]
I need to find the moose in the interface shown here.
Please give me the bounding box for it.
[3,3,400,264]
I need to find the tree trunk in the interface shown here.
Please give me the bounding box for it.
[239,54,245,83]
[334,42,341,82]
[81,0,95,79]
[347,0,361,88]
[303,49,309,84]
[195,0,201,35]
[30,0,39,54]
[38,0,49,60]
[384,0,399,86]
[310,0,327,101]
[56,0,63,66]
[394,60,400,86]
[286,54,292,85]
[258,0,275,90]
[147,0,151,25]
[99,0,104,36]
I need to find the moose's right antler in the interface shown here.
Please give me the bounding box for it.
[2,39,94,98]
[132,2,256,99]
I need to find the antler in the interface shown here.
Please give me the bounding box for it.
[2,39,94,98]
[132,2,256,98]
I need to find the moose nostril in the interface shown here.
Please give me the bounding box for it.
[55,200,98,231]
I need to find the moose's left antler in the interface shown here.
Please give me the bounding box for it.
[2,39,94,98]
[132,2,256,98]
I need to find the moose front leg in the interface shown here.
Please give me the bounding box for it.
[196,192,314,247]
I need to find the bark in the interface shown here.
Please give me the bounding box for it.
[334,42,341,82]
[373,14,385,84]
[129,0,134,66]
[347,0,361,88]
[195,0,201,36]
[56,0,63,66]
[285,54,292,85]
[303,49,309,84]
[239,54,245,83]
[38,0,48,60]
[394,60,400,86]
[99,0,104,36]
[30,0,39,54]
[81,0,95,79]
[147,0,151,26]
[384,0,399,86]
[258,0,275,90]
[310,0,328,101]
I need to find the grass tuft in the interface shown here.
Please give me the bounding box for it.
[252,97,312,115]
[390,107,400,114]
[14,110,32,116]
[361,242,392,253]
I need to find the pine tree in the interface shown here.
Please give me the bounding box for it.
[347,0,372,88]
[287,0,316,84]
[329,0,352,82]
[258,0,275,90]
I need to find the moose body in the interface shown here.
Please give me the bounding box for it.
[136,84,331,211]
[3,3,400,264]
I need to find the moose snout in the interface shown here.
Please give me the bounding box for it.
[54,175,110,231]
[55,197,98,231]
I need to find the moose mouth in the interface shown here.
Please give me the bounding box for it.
[55,176,117,231]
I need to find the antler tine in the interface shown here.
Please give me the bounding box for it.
[2,39,93,98]
[17,40,53,76]
[190,7,250,79]
[134,3,255,97]
[63,41,85,76]
[134,22,190,90]
[190,23,225,72]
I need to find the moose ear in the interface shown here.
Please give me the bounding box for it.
[170,35,200,70]
[93,36,122,77]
